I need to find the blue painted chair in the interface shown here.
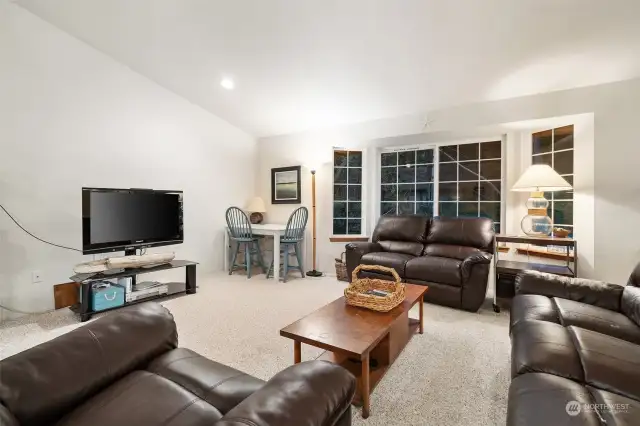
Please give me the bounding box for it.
[226,206,266,278]
[267,206,308,282]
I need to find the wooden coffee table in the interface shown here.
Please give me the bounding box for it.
[280,283,428,418]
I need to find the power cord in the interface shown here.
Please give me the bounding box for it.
[0,203,82,252]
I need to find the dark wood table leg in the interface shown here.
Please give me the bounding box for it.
[294,340,301,364]
[362,352,370,418]
[419,301,424,334]
[186,264,197,294]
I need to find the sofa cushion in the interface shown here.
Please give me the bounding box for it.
[426,217,493,251]
[377,240,425,257]
[507,373,600,426]
[56,371,223,426]
[423,244,482,260]
[553,298,640,344]
[372,215,429,244]
[569,326,640,401]
[621,286,640,327]
[360,252,414,276]
[405,256,462,286]
[147,348,265,415]
[510,320,584,381]
[509,295,560,333]
[587,386,640,426]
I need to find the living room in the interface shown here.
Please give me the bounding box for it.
[1,1,640,425]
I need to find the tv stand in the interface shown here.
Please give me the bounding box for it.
[70,260,197,322]
[124,248,138,256]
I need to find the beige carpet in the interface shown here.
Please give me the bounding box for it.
[0,274,511,426]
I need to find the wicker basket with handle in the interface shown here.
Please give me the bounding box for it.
[335,252,348,282]
[344,264,405,312]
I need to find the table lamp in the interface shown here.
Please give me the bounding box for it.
[511,164,572,236]
[245,197,266,224]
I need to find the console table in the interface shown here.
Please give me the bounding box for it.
[70,260,197,322]
[492,235,577,313]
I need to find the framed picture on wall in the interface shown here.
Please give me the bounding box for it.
[271,166,301,204]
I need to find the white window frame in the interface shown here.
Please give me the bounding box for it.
[331,147,366,237]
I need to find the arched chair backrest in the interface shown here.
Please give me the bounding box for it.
[283,207,308,242]
[226,207,254,241]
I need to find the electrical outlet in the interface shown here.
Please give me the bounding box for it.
[31,270,43,283]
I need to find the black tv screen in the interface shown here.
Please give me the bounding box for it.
[82,188,183,254]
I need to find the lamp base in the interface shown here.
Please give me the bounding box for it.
[249,212,263,224]
[306,270,323,277]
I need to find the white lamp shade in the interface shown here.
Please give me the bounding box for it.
[512,164,572,192]
[245,197,266,212]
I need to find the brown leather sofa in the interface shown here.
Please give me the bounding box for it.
[345,215,494,312]
[507,263,640,425]
[0,303,356,426]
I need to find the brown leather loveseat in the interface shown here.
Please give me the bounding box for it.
[507,263,640,425]
[345,215,494,312]
[0,303,356,426]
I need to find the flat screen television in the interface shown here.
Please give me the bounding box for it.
[82,187,183,255]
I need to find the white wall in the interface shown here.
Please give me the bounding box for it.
[0,1,257,319]
[258,79,640,284]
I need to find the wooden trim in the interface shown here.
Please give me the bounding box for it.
[497,246,510,253]
[516,247,575,261]
[330,237,370,243]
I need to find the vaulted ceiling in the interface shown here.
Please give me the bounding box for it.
[15,0,640,136]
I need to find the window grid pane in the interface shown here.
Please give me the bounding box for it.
[333,149,363,234]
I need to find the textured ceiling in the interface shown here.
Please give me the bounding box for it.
[15,0,640,136]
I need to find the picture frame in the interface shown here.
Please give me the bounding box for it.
[271,166,301,204]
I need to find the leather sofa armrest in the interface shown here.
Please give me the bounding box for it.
[216,360,356,426]
[345,241,381,282]
[515,270,624,312]
[460,252,491,282]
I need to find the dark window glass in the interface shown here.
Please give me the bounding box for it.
[381,152,397,166]
[554,175,573,200]
[439,202,457,217]
[381,167,397,184]
[398,165,415,183]
[348,185,362,201]
[532,153,552,167]
[439,145,457,162]
[440,163,457,181]
[416,202,434,216]
[459,161,479,181]
[417,149,433,164]
[554,201,573,225]
[347,219,361,234]
[458,202,479,217]
[348,151,362,167]
[532,130,553,155]
[416,183,434,201]
[334,150,348,167]
[480,160,501,180]
[398,202,415,214]
[479,181,501,202]
[348,167,362,184]
[458,182,479,202]
[416,165,434,182]
[334,185,347,201]
[398,151,416,166]
[480,141,501,159]
[480,202,501,223]
[398,184,415,202]
[380,202,397,216]
[494,223,501,234]
[554,150,573,175]
[333,219,346,235]
[333,202,347,218]
[439,183,457,201]
[459,143,479,161]
[554,126,574,151]
[334,167,347,184]
[348,202,361,218]
[381,185,397,202]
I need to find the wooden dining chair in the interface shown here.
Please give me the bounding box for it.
[225,207,266,278]
[267,206,308,282]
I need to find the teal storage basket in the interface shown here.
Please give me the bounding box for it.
[91,283,125,312]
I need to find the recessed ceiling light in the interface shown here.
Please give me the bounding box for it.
[220,78,235,90]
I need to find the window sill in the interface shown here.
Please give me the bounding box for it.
[329,236,370,243]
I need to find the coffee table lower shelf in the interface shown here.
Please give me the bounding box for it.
[316,318,421,405]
